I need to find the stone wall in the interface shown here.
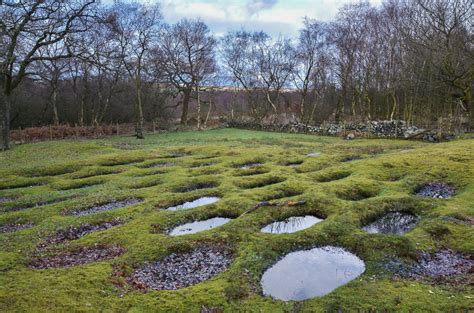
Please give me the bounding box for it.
[227,120,455,142]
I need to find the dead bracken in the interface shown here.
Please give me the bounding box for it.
[141,162,176,169]
[72,199,141,216]
[130,245,232,290]
[29,245,125,269]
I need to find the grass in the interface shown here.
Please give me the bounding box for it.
[0,128,473,312]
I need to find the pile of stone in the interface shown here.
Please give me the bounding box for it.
[130,245,232,290]
[416,183,456,199]
[227,119,455,141]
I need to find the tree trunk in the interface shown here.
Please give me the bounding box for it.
[196,85,201,130]
[0,91,11,150]
[52,86,59,125]
[180,88,191,125]
[135,80,144,139]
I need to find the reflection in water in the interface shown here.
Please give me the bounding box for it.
[166,197,220,211]
[168,217,232,236]
[261,246,365,301]
[240,163,262,169]
[363,212,419,234]
[261,216,323,234]
[306,152,321,157]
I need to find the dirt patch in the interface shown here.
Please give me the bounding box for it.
[130,245,232,290]
[236,176,286,189]
[285,160,303,167]
[139,162,176,169]
[190,162,216,168]
[37,219,124,251]
[0,197,14,203]
[173,182,218,193]
[0,222,34,233]
[415,183,456,199]
[29,245,125,269]
[72,199,141,216]
[341,155,362,162]
[385,249,473,286]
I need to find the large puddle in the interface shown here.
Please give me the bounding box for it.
[169,217,232,236]
[363,212,419,234]
[261,246,365,301]
[166,197,220,211]
[261,216,323,234]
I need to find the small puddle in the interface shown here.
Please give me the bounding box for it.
[306,152,321,157]
[166,197,220,211]
[239,163,262,169]
[261,246,365,301]
[363,212,419,234]
[168,217,232,236]
[261,216,323,234]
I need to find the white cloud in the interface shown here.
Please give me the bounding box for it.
[122,0,384,38]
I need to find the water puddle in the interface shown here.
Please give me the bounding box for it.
[166,197,220,211]
[239,163,262,169]
[306,152,321,157]
[363,212,419,234]
[168,217,232,236]
[261,216,323,234]
[261,246,365,301]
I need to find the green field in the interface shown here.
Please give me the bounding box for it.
[0,128,473,312]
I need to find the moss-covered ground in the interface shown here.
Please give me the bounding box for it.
[0,128,472,312]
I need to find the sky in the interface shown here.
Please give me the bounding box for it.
[157,0,383,38]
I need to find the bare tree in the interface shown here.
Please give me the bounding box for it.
[108,1,162,138]
[155,19,217,126]
[293,19,330,122]
[0,0,96,150]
